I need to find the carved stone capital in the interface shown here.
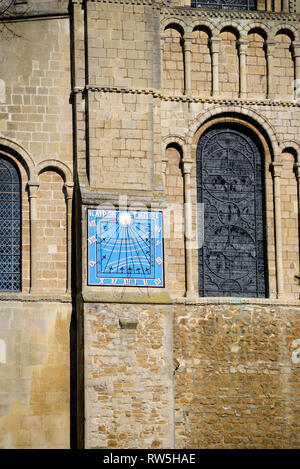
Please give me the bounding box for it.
[181,159,193,175]
[27,181,39,198]
[209,38,221,54]
[237,39,248,54]
[183,33,193,52]
[294,162,300,179]
[292,42,300,59]
[271,162,283,177]
[64,182,74,200]
[265,40,276,56]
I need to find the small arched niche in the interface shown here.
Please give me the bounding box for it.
[191,26,212,97]
[163,25,185,95]
[280,148,299,300]
[247,28,267,99]
[219,27,240,99]
[274,31,294,101]
[164,143,185,297]
[36,168,67,293]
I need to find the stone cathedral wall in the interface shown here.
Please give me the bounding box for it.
[0,0,299,450]
[0,2,73,449]
[79,1,300,449]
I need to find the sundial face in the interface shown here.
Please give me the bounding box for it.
[87,209,164,287]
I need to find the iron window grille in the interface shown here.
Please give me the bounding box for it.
[0,157,21,291]
[196,124,267,298]
[191,0,257,10]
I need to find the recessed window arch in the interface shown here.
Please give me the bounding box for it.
[196,123,268,298]
[0,156,21,291]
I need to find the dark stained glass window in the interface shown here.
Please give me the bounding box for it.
[0,157,21,291]
[191,0,256,10]
[196,124,267,298]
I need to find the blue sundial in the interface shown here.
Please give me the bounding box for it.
[87,209,164,287]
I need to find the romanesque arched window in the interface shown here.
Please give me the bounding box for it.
[191,0,256,10]
[0,157,21,291]
[196,124,267,297]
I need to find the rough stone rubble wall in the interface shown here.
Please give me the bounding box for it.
[174,302,300,449]
[84,303,174,449]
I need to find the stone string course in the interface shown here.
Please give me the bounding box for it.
[75,85,300,106]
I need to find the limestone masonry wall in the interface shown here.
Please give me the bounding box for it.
[0,301,72,448]
[0,11,73,449]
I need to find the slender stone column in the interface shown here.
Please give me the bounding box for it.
[294,162,300,253]
[292,43,300,101]
[266,0,272,11]
[64,183,74,294]
[282,0,289,12]
[209,38,221,97]
[160,33,166,89]
[237,39,248,99]
[182,158,195,298]
[161,155,168,189]
[28,181,40,293]
[294,162,300,186]
[183,33,193,95]
[266,40,276,100]
[271,162,284,298]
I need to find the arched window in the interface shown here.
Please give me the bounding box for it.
[0,157,21,291]
[196,124,267,298]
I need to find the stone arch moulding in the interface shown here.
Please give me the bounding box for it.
[216,20,242,38]
[162,134,186,156]
[189,19,215,37]
[0,136,36,182]
[245,23,270,39]
[279,139,300,161]
[272,24,299,41]
[185,105,280,161]
[36,159,73,184]
[160,17,187,35]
